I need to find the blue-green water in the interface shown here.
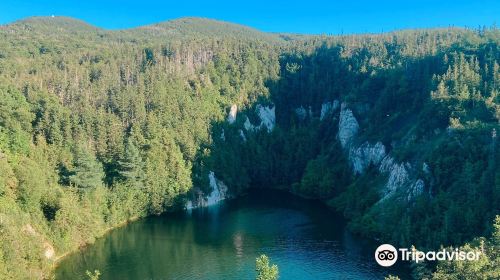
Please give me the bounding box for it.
[55,190,408,279]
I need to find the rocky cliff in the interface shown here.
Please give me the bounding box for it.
[337,103,426,202]
[186,171,230,209]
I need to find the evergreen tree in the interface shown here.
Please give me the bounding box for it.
[432,216,500,279]
[255,255,279,280]
[118,138,144,188]
[69,146,105,189]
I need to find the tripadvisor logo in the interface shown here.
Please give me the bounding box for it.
[374,244,481,267]
[375,244,398,267]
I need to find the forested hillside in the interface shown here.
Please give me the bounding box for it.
[0,16,498,279]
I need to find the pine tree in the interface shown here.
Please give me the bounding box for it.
[69,146,105,189]
[255,255,279,280]
[118,138,144,188]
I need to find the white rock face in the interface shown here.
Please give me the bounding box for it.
[227,104,237,124]
[320,100,339,120]
[244,117,255,131]
[379,156,411,194]
[408,179,424,201]
[206,171,228,206]
[256,104,275,132]
[337,104,424,202]
[378,156,424,201]
[244,104,276,133]
[186,171,229,209]
[338,103,359,148]
[349,142,386,174]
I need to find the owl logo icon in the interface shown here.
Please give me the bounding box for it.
[375,244,398,267]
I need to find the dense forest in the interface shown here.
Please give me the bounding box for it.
[0,16,498,279]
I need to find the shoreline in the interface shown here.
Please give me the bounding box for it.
[50,215,142,271]
[50,188,413,279]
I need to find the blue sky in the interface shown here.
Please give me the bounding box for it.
[1,0,498,34]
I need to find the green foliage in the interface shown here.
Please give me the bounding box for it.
[118,138,144,188]
[0,85,33,155]
[143,130,192,214]
[86,269,101,280]
[0,16,498,279]
[256,254,279,280]
[69,146,105,189]
[298,150,351,198]
[432,216,500,279]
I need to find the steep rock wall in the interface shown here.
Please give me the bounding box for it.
[227,104,238,124]
[338,103,359,148]
[320,100,339,120]
[186,171,230,209]
[337,104,425,201]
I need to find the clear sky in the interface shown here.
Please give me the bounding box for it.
[0,0,499,34]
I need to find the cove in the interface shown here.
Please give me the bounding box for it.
[55,189,409,279]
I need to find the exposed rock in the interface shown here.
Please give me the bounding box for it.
[337,104,424,202]
[22,224,55,260]
[379,156,411,194]
[244,104,276,133]
[378,156,425,201]
[338,103,359,148]
[234,102,431,207]
[244,117,255,131]
[407,179,425,201]
[186,171,229,209]
[349,142,386,174]
[227,104,237,124]
[256,104,275,132]
[320,100,339,120]
[206,171,228,206]
[43,242,55,259]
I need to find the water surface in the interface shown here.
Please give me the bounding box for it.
[56,189,407,279]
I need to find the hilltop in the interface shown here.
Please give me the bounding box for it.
[2,16,285,43]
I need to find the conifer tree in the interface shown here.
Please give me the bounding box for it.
[256,255,279,280]
[69,145,105,189]
[118,138,144,188]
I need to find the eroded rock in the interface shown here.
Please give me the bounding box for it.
[186,171,230,209]
[227,104,237,124]
[338,103,359,148]
[256,104,275,132]
[244,104,276,132]
[349,142,386,174]
[320,100,339,120]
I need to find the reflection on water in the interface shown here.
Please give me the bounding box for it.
[56,189,408,280]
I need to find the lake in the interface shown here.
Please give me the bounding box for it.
[55,189,408,279]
